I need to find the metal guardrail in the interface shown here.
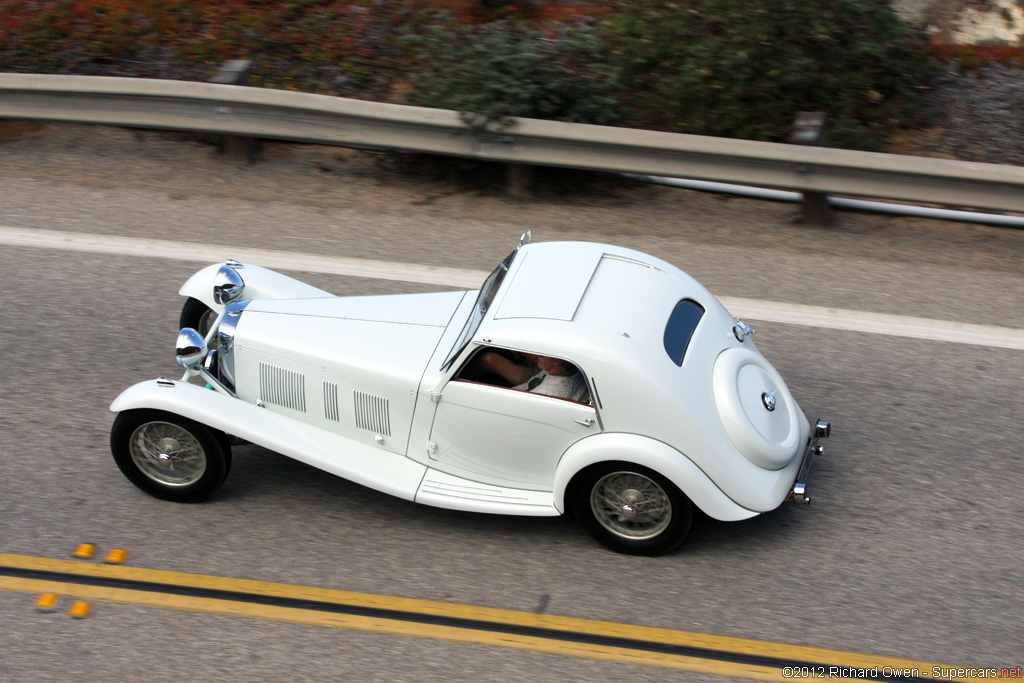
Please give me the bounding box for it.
[3,73,1024,214]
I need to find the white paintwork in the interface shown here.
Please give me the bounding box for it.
[712,347,807,470]
[551,433,758,522]
[5,226,1022,349]
[232,291,466,457]
[415,469,558,516]
[109,379,428,501]
[248,291,466,327]
[494,248,602,320]
[467,243,810,511]
[239,292,464,392]
[428,380,597,489]
[110,239,827,524]
[178,262,334,313]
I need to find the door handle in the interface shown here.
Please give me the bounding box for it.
[574,418,595,427]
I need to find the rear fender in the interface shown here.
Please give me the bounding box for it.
[179,262,334,312]
[553,433,758,522]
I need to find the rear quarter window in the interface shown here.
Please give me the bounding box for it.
[664,299,705,366]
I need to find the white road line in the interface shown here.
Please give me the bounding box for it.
[720,298,1023,351]
[0,226,484,288]
[3,226,1022,350]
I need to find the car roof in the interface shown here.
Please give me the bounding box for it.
[479,240,725,368]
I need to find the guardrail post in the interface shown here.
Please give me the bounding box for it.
[789,112,833,226]
[506,162,534,198]
[210,60,257,165]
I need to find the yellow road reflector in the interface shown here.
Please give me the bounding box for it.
[36,593,60,612]
[104,549,130,564]
[72,544,96,560]
[68,601,92,618]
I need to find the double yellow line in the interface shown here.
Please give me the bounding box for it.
[0,553,990,682]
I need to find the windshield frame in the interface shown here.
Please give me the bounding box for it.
[440,248,517,371]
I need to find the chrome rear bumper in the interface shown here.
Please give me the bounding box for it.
[789,420,830,505]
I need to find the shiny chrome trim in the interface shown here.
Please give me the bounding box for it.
[792,483,809,505]
[175,328,207,369]
[762,390,777,412]
[156,377,175,388]
[733,320,756,342]
[590,471,673,540]
[224,259,244,269]
[213,265,245,305]
[216,299,249,392]
[518,228,532,247]
[128,420,207,487]
[197,367,236,397]
[789,417,830,505]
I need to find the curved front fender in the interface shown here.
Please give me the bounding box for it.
[552,433,758,522]
[110,379,426,502]
[178,262,334,312]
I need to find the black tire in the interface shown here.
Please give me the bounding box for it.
[110,409,231,503]
[570,462,692,556]
[179,297,217,337]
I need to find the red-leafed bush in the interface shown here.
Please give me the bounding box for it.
[930,44,1024,74]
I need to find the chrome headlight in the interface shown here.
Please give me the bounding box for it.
[213,264,245,305]
[175,328,208,369]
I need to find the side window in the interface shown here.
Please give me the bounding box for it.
[664,299,705,366]
[454,347,592,405]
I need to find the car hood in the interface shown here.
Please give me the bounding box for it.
[246,291,467,327]
[236,291,467,393]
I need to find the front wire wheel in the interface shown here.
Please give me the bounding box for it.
[572,463,692,555]
[129,420,207,487]
[111,409,230,502]
[179,297,217,337]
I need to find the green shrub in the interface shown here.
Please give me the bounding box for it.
[402,18,621,128]
[599,0,933,149]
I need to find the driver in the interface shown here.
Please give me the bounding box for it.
[474,351,589,403]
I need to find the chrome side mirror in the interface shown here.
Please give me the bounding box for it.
[175,328,208,368]
[213,265,245,305]
[733,320,755,342]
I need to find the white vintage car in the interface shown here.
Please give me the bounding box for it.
[109,233,829,555]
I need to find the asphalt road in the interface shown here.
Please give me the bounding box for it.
[0,125,1022,682]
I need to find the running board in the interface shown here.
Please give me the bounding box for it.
[416,469,559,516]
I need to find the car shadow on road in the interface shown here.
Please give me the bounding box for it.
[221,444,810,557]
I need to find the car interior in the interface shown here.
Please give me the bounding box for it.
[454,346,592,405]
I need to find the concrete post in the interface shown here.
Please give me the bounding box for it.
[506,162,534,198]
[210,60,257,165]
[788,112,833,227]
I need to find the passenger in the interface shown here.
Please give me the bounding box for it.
[474,351,589,403]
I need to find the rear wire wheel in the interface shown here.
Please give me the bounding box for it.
[571,463,692,555]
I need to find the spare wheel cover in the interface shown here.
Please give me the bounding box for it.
[712,347,801,470]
